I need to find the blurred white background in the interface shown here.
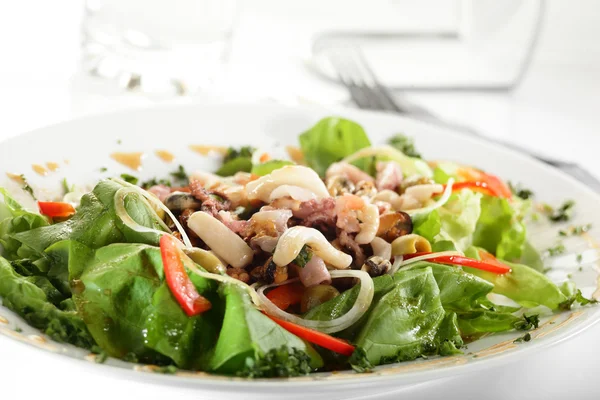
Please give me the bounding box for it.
[1,1,600,399]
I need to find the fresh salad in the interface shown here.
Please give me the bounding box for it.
[0,117,596,377]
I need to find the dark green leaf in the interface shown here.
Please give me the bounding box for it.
[237,346,313,378]
[293,245,312,268]
[387,134,421,158]
[215,157,253,177]
[119,174,139,185]
[299,117,371,177]
[208,284,322,373]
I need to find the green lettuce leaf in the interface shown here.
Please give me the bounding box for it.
[250,160,294,176]
[208,284,322,374]
[11,180,167,256]
[456,310,523,336]
[405,261,494,311]
[435,189,482,252]
[473,196,527,264]
[73,243,220,367]
[0,256,94,348]
[353,267,445,365]
[299,117,371,177]
[463,248,566,310]
[0,188,49,261]
[412,210,441,243]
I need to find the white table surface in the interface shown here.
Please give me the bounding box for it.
[1,1,600,399]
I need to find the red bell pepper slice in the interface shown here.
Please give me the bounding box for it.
[159,235,212,316]
[404,252,511,274]
[38,201,75,218]
[449,181,503,197]
[266,314,356,357]
[452,167,512,199]
[266,282,305,311]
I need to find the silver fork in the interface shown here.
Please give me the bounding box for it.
[327,46,600,192]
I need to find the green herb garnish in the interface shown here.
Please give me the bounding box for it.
[224,146,255,163]
[293,245,313,268]
[508,182,534,200]
[515,314,540,330]
[559,224,592,237]
[559,289,598,310]
[99,167,108,173]
[169,165,188,185]
[237,347,312,378]
[513,332,531,343]
[545,200,575,222]
[120,173,139,185]
[19,174,36,199]
[546,243,566,257]
[388,134,421,158]
[61,178,73,195]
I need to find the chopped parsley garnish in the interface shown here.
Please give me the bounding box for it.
[388,134,421,158]
[19,174,36,199]
[559,289,598,310]
[14,326,23,333]
[140,177,172,189]
[169,165,188,185]
[508,182,534,200]
[349,348,374,373]
[293,245,313,268]
[559,224,592,237]
[120,173,139,185]
[546,243,566,257]
[544,200,575,222]
[514,314,540,330]
[62,178,73,194]
[576,254,583,263]
[99,167,108,172]
[224,146,255,163]
[237,347,312,378]
[513,332,531,343]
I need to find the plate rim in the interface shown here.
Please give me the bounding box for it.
[1,101,600,389]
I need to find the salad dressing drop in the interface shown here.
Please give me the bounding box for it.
[32,164,48,176]
[155,150,175,163]
[46,162,60,171]
[5,173,25,184]
[189,145,227,156]
[110,152,144,171]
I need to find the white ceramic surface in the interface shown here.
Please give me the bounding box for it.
[1,103,599,399]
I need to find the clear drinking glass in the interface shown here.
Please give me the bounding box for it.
[81,0,237,94]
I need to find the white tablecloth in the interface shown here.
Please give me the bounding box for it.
[1,1,600,399]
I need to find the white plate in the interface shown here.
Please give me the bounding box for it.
[1,103,599,399]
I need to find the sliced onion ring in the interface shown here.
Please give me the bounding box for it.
[258,269,375,334]
[114,187,170,236]
[399,250,463,267]
[388,256,404,275]
[180,250,262,306]
[405,178,454,216]
[111,177,192,248]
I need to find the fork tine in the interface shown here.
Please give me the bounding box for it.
[328,48,374,109]
[351,46,403,113]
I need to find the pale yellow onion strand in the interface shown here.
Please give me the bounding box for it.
[111,177,193,248]
[257,269,375,334]
[399,250,463,267]
[405,178,455,216]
